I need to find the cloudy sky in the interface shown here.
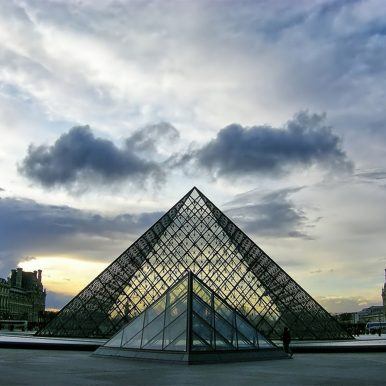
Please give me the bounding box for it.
[1,0,386,313]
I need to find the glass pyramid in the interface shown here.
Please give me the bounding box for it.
[37,187,352,341]
[104,273,189,352]
[94,272,283,363]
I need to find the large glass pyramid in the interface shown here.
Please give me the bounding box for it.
[37,187,352,340]
[94,271,285,363]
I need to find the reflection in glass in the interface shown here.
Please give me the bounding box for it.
[122,313,144,346]
[163,312,187,350]
[193,296,212,325]
[193,279,211,305]
[123,330,142,348]
[192,313,214,349]
[105,330,123,347]
[141,312,165,347]
[165,296,187,326]
[144,297,166,326]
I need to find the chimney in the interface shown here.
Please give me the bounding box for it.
[16,267,23,288]
[37,269,42,283]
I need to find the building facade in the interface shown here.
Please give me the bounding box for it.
[357,305,384,324]
[382,269,386,320]
[336,270,386,334]
[0,268,46,324]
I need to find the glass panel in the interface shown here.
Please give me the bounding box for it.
[236,314,258,346]
[121,313,144,346]
[141,312,165,348]
[144,296,166,326]
[192,313,214,348]
[215,314,236,346]
[142,330,163,350]
[123,329,142,348]
[215,332,234,350]
[191,333,212,351]
[193,296,213,326]
[257,332,274,349]
[237,335,255,349]
[165,295,187,326]
[164,331,187,351]
[105,330,123,347]
[163,312,187,351]
[214,296,234,326]
[192,277,211,305]
[168,277,188,304]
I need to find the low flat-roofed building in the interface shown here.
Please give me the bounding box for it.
[357,305,384,323]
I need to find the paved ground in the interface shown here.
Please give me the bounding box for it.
[0,349,385,386]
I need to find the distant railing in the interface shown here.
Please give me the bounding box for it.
[365,321,386,334]
[0,319,28,331]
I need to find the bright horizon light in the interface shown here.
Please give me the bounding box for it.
[19,256,109,297]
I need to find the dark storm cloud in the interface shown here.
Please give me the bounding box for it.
[192,112,353,178]
[126,122,179,155]
[224,187,313,239]
[0,196,162,276]
[18,125,164,188]
[0,251,20,281]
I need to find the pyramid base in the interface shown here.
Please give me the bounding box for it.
[93,346,289,364]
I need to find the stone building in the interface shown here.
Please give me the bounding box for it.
[0,268,46,324]
[382,269,386,319]
[357,305,384,324]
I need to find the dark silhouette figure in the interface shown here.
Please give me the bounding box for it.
[282,327,293,358]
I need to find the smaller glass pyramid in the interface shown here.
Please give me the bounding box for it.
[94,271,287,363]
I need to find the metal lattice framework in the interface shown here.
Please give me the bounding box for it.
[37,187,352,340]
[94,272,283,363]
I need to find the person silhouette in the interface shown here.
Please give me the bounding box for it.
[282,327,293,358]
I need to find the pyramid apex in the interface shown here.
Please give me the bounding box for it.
[188,186,204,197]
